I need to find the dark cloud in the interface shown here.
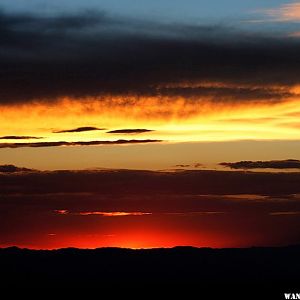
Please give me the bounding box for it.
[0,136,43,140]
[1,11,300,104]
[1,169,300,220]
[107,129,154,134]
[53,127,106,133]
[1,168,300,196]
[156,86,293,101]
[220,159,300,170]
[0,139,161,148]
[0,164,34,173]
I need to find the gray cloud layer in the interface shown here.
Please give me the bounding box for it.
[1,10,300,104]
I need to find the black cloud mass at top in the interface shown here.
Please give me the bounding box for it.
[1,10,300,104]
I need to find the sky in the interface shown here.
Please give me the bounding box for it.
[1,1,300,249]
[0,0,285,20]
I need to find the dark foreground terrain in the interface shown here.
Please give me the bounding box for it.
[0,245,299,293]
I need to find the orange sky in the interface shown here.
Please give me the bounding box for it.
[1,84,300,144]
[1,83,300,170]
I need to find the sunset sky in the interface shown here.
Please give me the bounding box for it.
[1,0,300,249]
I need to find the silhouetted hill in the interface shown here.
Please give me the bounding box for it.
[0,245,300,292]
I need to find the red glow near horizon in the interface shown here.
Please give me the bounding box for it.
[0,230,236,250]
[1,193,300,250]
[1,213,296,250]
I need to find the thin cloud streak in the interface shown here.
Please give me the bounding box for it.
[53,127,106,133]
[107,129,154,134]
[54,210,224,217]
[0,139,162,148]
[0,136,43,140]
[77,211,152,217]
[54,210,152,217]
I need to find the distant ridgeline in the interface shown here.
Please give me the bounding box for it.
[0,245,299,291]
